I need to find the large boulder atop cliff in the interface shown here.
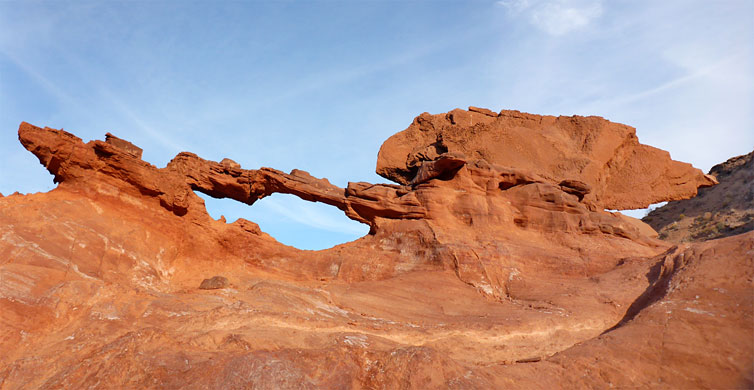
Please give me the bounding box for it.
[377,108,716,210]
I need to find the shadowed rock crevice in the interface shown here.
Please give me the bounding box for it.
[601,245,687,334]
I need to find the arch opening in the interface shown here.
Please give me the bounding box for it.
[609,201,668,220]
[195,191,369,250]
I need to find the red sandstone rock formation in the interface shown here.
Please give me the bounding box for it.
[1,109,750,389]
[377,108,717,210]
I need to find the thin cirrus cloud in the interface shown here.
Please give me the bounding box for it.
[260,195,367,236]
[5,44,189,164]
[198,192,369,239]
[1,47,84,117]
[498,0,603,35]
[583,52,747,113]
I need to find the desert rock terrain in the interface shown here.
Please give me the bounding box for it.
[0,108,751,389]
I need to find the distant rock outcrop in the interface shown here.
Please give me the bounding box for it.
[1,109,750,389]
[643,150,754,242]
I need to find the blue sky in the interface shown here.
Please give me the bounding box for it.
[1,0,752,249]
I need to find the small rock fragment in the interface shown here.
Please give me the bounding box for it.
[220,158,241,170]
[199,276,229,290]
[105,132,143,159]
[468,106,497,117]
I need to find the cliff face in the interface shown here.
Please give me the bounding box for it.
[643,150,754,243]
[1,108,750,389]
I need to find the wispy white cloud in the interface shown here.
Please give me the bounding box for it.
[590,52,747,108]
[498,0,603,36]
[45,47,192,155]
[261,195,368,236]
[0,48,84,115]
[97,88,190,154]
[1,44,188,157]
[196,24,489,124]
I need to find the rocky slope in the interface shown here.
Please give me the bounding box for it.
[643,150,754,243]
[0,108,750,389]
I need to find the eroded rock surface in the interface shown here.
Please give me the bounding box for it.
[1,110,750,389]
[377,108,716,210]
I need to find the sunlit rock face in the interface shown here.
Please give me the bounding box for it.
[376,108,717,210]
[1,108,750,389]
